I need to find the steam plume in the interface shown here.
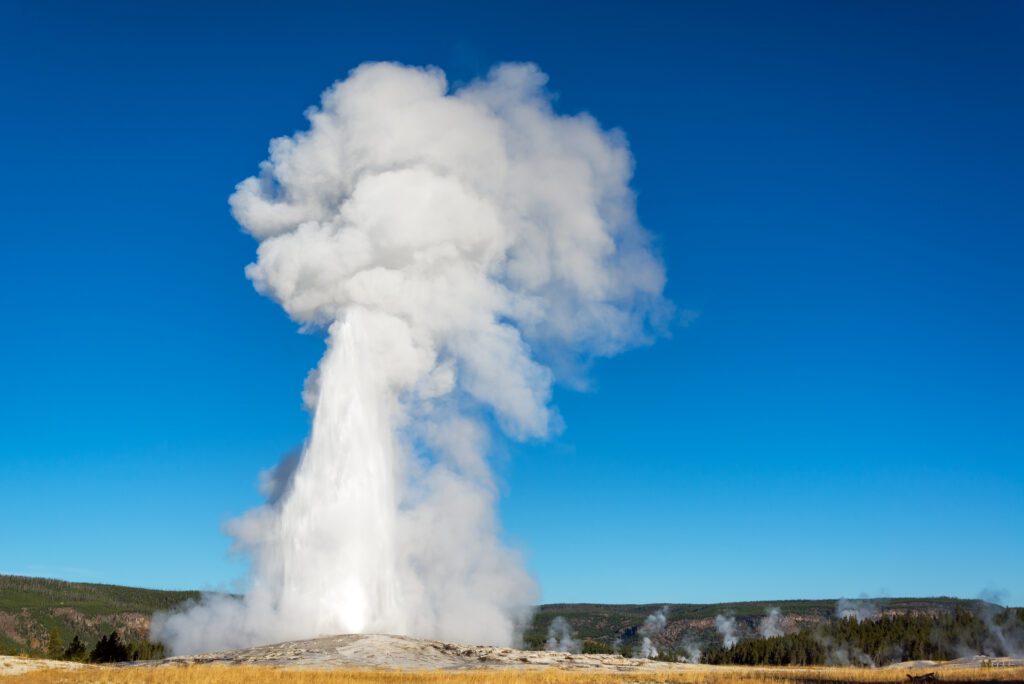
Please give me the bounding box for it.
[545,617,581,653]
[975,591,1024,658]
[715,614,738,649]
[759,607,783,638]
[151,62,667,655]
[637,606,668,658]
[836,598,878,623]
[680,642,702,664]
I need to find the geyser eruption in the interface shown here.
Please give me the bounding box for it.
[153,62,667,655]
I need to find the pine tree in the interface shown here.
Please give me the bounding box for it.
[90,630,130,663]
[63,635,86,661]
[46,627,63,660]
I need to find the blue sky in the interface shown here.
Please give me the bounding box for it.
[1,1,1021,606]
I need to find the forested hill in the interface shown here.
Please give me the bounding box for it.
[523,597,993,651]
[0,573,1008,663]
[0,575,198,657]
[525,599,1024,665]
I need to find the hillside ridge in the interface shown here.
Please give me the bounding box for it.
[0,574,1004,659]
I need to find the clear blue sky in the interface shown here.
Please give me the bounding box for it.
[2,1,1021,606]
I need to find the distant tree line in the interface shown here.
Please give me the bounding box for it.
[538,606,1024,667]
[701,608,1024,666]
[581,639,615,654]
[47,628,165,664]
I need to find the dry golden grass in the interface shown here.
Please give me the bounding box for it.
[5,665,1024,684]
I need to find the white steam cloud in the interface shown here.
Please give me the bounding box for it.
[637,606,669,659]
[679,642,702,664]
[545,617,581,653]
[836,598,878,623]
[759,607,784,638]
[715,614,738,649]
[151,62,667,655]
[975,591,1024,658]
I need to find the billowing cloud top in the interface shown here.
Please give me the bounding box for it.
[231,62,667,438]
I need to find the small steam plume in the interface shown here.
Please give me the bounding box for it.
[151,61,667,655]
[821,637,876,667]
[824,598,878,665]
[637,606,668,658]
[975,590,1024,658]
[715,614,738,649]
[679,641,702,664]
[545,617,581,653]
[836,598,878,623]
[759,607,784,638]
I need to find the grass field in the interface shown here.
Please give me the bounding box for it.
[5,665,1024,684]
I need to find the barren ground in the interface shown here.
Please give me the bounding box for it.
[0,656,88,676]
